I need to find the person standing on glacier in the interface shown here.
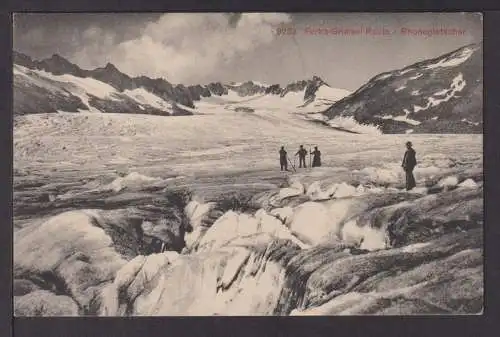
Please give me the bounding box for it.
[311,146,322,167]
[279,146,289,171]
[402,141,417,191]
[295,145,308,168]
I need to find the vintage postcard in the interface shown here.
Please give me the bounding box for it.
[13,12,483,316]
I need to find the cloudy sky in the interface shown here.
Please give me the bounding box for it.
[13,12,482,90]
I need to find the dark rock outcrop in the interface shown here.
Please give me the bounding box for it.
[206,82,229,96]
[87,63,136,92]
[35,54,88,77]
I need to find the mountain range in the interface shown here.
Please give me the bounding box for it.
[13,51,335,116]
[13,42,483,134]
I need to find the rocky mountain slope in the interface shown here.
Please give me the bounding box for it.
[322,42,483,134]
[13,52,343,117]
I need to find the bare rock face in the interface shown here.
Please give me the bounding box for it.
[34,53,88,78]
[226,81,267,96]
[265,84,282,95]
[87,63,136,92]
[205,82,228,96]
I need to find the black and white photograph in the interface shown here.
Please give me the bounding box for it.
[12,12,483,316]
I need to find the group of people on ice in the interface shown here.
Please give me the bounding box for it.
[279,145,321,171]
[278,141,417,191]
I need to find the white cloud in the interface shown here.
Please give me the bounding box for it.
[71,13,291,83]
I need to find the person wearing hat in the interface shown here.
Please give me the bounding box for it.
[402,141,417,190]
[295,145,308,168]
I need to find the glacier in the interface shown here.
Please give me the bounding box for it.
[13,110,483,316]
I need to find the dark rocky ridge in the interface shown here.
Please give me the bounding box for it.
[13,66,193,116]
[87,63,136,92]
[13,52,229,110]
[13,51,333,116]
[227,76,328,103]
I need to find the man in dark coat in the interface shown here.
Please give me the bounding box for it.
[295,145,307,168]
[311,146,321,167]
[402,141,417,190]
[279,146,288,171]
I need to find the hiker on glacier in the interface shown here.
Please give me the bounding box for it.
[279,146,289,171]
[402,141,417,191]
[295,145,308,168]
[311,146,322,167]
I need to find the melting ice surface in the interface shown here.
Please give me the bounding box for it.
[13,111,483,316]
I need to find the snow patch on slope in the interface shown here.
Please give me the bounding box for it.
[314,86,351,103]
[412,73,467,113]
[327,116,382,135]
[425,47,476,70]
[123,88,173,112]
[33,68,119,101]
[392,115,421,126]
